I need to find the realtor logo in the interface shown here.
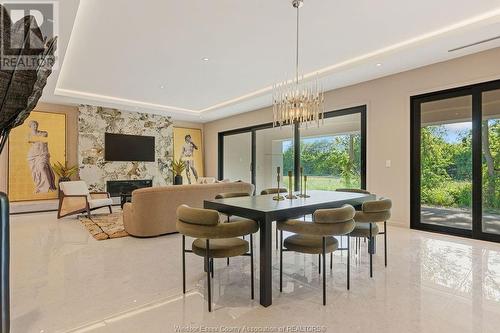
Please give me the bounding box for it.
[1,1,58,70]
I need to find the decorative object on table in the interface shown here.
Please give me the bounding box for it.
[0,4,58,331]
[173,127,204,184]
[8,111,66,201]
[171,158,186,185]
[302,175,310,198]
[272,167,285,201]
[297,167,310,198]
[286,170,297,199]
[272,0,324,128]
[79,212,129,240]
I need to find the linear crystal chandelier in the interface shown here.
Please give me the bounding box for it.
[273,0,325,128]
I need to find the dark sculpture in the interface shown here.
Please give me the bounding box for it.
[0,4,57,332]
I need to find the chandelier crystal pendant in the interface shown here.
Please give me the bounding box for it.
[273,0,325,128]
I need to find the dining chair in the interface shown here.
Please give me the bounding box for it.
[176,204,259,312]
[278,204,355,305]
[215,192,251,223]
[261,188,292,249]
[215,192,252,265]
[349,198,392,277]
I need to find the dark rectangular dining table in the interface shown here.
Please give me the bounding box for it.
[204,189,375,307]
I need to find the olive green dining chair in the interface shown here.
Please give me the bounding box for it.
[261,188,292,249]
[176,204,259,312]
[349,198,392,277]
[278,204,356,305]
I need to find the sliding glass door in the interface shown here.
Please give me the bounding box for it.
[219,106,366,194]
[411,79,500,242]
[254,125,294,194]
[221,132,252,183]
[481,89,500,236]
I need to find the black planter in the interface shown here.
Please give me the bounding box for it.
[174,175,183,185]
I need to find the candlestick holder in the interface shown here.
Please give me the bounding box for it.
[272,167,285,201]
[286,170,297,199]
[297,166,306,198]
[302,175,310,198]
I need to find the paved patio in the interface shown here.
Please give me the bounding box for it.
[421,206,500,235]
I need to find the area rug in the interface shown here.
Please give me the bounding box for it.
[79,212,129,240]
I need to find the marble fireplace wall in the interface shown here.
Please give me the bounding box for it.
[78,105,173,191]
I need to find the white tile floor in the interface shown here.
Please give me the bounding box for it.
[9,209,500,333]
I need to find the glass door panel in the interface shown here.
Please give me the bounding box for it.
[223,132,252,183]
[255,126,294,194]
[482,89,500,235]
[299,113,362,191]
[420,95,473,230]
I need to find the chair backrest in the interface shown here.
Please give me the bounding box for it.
[356,198,392,222]
[215,192,250,199]
[59,181,90,198]
[260,188,287,195]
[336,188,371,195]
[362,198,392,213]
[177,204,220,227]
[309,204,356,236]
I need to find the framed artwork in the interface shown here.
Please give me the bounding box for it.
[173,127,204,184]
[8,111,66,201]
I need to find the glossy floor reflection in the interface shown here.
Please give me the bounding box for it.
[10,210,500,333]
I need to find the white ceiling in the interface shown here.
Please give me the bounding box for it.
[44,0,500,122]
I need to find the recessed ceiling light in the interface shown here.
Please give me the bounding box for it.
[159,85,165,89]
[202,57,209,61]
[376,63,382,67]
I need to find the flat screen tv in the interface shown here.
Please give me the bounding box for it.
[105,133,155,162]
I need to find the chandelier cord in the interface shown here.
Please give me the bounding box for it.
[295,4,300,85]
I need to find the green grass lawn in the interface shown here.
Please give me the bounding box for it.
[283,176,360,191]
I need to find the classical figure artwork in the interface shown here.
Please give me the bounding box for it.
[174,127,204,184]
[181,134,199,183]
[27,120,56,193]
[78,105,173,191]
[8,111,66,201]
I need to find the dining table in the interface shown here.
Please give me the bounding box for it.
[204,189,375,307]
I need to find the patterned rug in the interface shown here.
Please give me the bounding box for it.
[79,212,129,240]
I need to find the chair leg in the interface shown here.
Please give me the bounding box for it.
[279,230,283,292]
[206,239,212,312]
[86,206,91,218]
[227,258,229,266]
[250,233,254,300]
[322,237,326,306]
[210,258,214,278]
[330,252,333,270]
[384,221,387,267]
[318,254,321,275]
[108,205,112,214]
[355,237,358,255]
[347,236,350,290]
[182,235,186,294]
[369,223,373,278]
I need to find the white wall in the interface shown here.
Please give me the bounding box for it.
[203,47,500,227]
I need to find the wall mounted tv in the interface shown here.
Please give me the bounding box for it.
[105,133,155,162]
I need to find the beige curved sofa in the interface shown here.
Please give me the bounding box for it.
[123,182,254,237]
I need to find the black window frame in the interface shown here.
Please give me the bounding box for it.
[410,79,500,243]
[218,105,367,192]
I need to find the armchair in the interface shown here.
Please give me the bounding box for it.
[57,181,113,219]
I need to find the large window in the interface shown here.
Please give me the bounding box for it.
[218,106,366,194]
[411,79,500,243]
[299,113,362,191]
